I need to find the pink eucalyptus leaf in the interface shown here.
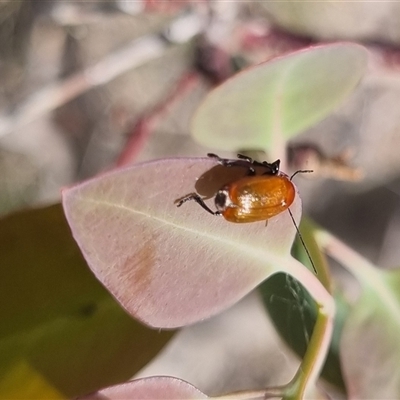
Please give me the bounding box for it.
[82,376,207,399]
[62,157,301,328]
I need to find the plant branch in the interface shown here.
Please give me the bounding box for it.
[285,301,332,400]
[313,228,378,283]
[213,388,281,400]
[314,228,400,323]
[280,256,335,399]
[214,254,334,400]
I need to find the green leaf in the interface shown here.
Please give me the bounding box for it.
[340,268,400,398]
[192,43,367,151]
[259,274,347,393]
[260,219,347,392]
[0,204,174,399]
[62,157,301,329]
[311,229,400,396]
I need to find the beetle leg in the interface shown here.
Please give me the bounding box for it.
[237,154,280,176]
[208,153,255,175]
[175,193,222,216]
[236,154,258,175]
[237,154,279,173]
[238,154,271,168]
[236,153,253,163]
[209,153,279,175]
[260,159,280,175]
[208,153,243,167]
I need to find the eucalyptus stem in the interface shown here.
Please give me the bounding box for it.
[213,388,281,400]
[313,228,377,282]
[214,241,335,400]
[314,228,400,320]
[283,301,332,399]
[279,256,335,399]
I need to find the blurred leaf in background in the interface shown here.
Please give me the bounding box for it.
[0,203,174,399]
[192,43,367,152]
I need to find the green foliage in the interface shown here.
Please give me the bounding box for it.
[0,204,174,398]
[192,43,367,152]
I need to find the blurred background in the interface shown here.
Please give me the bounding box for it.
[2,1,400,265]
[2,1,400,397]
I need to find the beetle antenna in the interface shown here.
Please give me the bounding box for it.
[290,169,313,180]
[287,208,317,274]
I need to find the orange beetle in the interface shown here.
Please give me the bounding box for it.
[176,153,300,223]
[215,173,295,223]
[176,153,316,273]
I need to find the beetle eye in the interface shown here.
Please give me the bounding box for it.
[215,190,228,211]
